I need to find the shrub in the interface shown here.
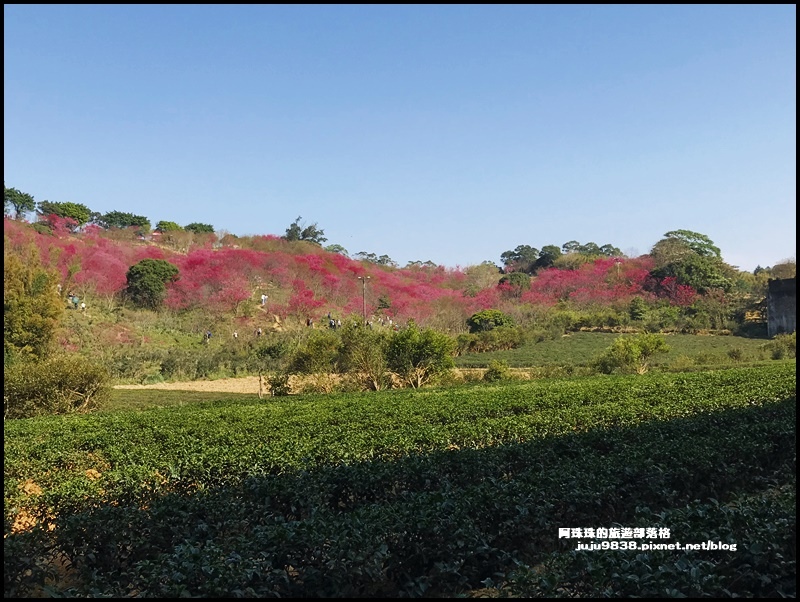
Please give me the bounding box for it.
[670,355,696,371]
[267,372,291,396]
[125,258,179,309]
[290,329,341,375]
[4,242,64,362]
[764,332,796,360]
[593,334,670,375]
[629,296,648,321]
[694,352,722,366]
[466,309,514,333]
[386,321,456,388]
[483,360,511,382]
[4,354,110,419]
[727,347,744,362]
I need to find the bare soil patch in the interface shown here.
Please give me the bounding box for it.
[114,376,263,394]
[112,368,529,395]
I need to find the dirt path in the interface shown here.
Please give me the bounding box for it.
[112,369,498,395]
[114,377,263,394]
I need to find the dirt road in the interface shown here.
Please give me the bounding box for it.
[114,377,263,394]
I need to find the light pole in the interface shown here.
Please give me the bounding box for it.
[357,276,370,324]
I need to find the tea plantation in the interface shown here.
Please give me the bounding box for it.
[4,364,795,597]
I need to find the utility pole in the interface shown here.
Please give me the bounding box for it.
[357,275,370,324]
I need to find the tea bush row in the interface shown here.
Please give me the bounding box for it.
[4,364,795,596]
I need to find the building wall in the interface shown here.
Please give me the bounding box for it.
[767,278,796,337]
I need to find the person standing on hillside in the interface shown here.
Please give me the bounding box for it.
[261,293,268,306]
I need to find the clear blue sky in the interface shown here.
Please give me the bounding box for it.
[4,5,796,272]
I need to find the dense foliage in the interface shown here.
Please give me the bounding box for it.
[3,240,63,363]
[125,258,180,309]
[4,353,110,419]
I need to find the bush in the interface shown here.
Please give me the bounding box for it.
[727,347,744,362]
[466,309,514,333]
[483,360,511,382]
[670,355,696,371]
[125,258,179,309]
[456,326,525,355]
[267,372,291,396]
[386,321,456,388]
[593,334,670,375]
[764,332,796,360]
[629,296,648,321]
[4,354,110,419]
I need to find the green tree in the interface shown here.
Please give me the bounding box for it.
[324,244,349,256]
[599,244,623,257]
[155,220,184,232]
[579,242,602,256]
[650,237,696,269]
[663,229,722,259]
[385,321,456,388]
[37,201,92,228]
[4,241,64,363]
[184,222,215,233]
[4,184,36,220]
[651,253,731,294]
[124,259,179,309]
[593,334,670,374]
[354,251,397,267]
[290,329,342,375]
[251,338,292,397]
[649,231,731,294]
[499,272,531,297]
[467,309,514,333]
[377,295,392,310]
[629,297,648,321]
[535,245,563,270]
[339,320,391,390]
[500,245,539,274]
[406,260,438,269]
[284,216,327,244]
[96,211,151,233]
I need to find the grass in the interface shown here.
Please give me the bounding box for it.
[454,331,773,368]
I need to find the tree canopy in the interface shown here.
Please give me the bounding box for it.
[324,244,349,257]
[467,309,514,333]
[649,230,730,294]
[4,240,64,363]
[385,321,456,388]
[155,221,184,232]
[4,185,36,220]
[95,211,151,232]
[354,251,398,267]
[125,259,180,309]
[184,222,215,233]
[37,201,92,228]
[662,229,721,259]
[500,245,539,274]
[284,216,327,244]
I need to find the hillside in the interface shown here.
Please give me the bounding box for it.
[4,216,791,388]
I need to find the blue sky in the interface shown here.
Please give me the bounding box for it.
[4,5,796,272]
